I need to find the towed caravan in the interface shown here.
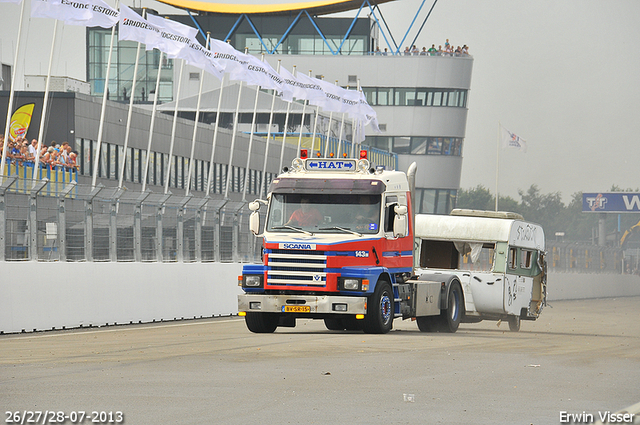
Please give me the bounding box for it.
[414,209,547,331]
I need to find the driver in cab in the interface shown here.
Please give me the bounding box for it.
[354,197,379,231]
[285,198,323,227]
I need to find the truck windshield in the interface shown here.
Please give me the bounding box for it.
[266,193,381,234]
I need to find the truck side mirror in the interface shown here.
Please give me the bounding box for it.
[393,205,407,238]
[250,211,260,235]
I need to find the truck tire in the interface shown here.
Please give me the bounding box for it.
[508,315,521,332]
[245,312,279,333]
[324,318,346,331]
[363,281,393,334]
[416,316,438,332]
[436,280,463,333]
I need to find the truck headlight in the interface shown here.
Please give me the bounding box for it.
[343,278,360,290]
[243,275,263,288]
[339,277,368,291]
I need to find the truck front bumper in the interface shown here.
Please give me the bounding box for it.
[238,294,367,315]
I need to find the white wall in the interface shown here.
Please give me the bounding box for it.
[2,264,638,334]
[0,262,243,333]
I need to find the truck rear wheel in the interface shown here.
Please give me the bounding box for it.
[508,315,521,332]
[436,280,463,333]
[363,281,393,334]
[245,312,279,333]
[416,316,438,332]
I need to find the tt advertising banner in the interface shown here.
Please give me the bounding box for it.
[582,193,640,213]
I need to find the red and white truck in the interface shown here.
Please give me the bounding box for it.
[238,152,547,333]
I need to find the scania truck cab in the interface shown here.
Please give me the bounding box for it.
[238,153,414,334]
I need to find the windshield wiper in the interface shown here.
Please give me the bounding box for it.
[271,225,314,236]
[319,226,362,237]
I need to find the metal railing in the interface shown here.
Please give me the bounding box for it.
[0,177,263,263]
[546,241,628,274]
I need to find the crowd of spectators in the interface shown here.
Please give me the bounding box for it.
[0,134,79,171]
[371,39,470,57]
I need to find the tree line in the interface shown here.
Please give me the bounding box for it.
[455,185,640,246]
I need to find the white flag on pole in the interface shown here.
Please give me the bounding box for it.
[32,0,90,21]
[31,0,118,27]
[309,77,344,113]
[145,14,197,58]
[208,38,250,81]
[501,125,527,152]
[118,4,162,50]
[277,66,300,102]
[144,14,223,79]
[242,54,284,92]
[287,71,326,104]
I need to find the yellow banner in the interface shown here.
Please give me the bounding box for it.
[9,103,35,142]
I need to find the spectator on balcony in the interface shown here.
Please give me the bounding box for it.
[373,46,381,55]
[41,147,54,167]
[444,44,453,56]
[22,141,34,165]
[403,46,411,55]
[411,45,419,55]
[437,45,444,55]
[67,152,79,171]
[427,44,437,56]
[462,45,469,55]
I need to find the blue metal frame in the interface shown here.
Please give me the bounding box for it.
[303,10,336,55]
[187,0,437,57]
[337,0,366,54]
[395,0,428,54]
[270,10,304,54]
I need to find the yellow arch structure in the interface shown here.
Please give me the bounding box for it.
[155,0,395,16]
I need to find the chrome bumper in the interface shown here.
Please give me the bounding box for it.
[238,294,367,314]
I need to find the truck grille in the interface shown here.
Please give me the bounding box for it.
[267,249,327,286]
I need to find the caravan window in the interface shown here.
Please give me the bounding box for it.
[520,249,533,269]
[507,247,517,270]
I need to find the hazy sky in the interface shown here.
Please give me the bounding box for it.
[374,0,640,203]
[3,0,639,203]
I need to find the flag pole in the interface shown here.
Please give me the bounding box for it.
[336,112,345,158]
[141,49,164,193]
[495,122,500,211]
[92,0,119,189]
[241,54,264,202]
[118,8,146,189]
[294,67,307,156]
[1,0,26,181]
[32,19,59,186]
[258,59,280,199]
[164,59,185,194]
[205,73,226,196]
[278,87,292,172]
[185,33,210,196]
[224,80,243,199]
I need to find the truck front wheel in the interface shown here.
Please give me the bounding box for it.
[245,312,279,333]
[363,281,394,334]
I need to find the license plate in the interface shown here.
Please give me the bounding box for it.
[282,305,311,313]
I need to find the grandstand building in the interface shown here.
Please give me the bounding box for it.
[83,0,473,213]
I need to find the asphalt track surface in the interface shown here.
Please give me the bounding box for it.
[1,297,639,425]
